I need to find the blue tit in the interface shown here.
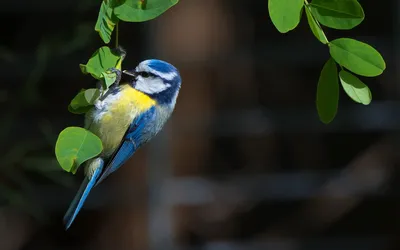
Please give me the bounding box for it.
[63,59,182,230]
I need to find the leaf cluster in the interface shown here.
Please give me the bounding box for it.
[268,0,386,123]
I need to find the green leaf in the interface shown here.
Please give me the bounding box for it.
[339,70,372,105]
[317,58,339,124]
[268,0,304,33]
[101,71,117,89]
[305,6,328,44]
[84,88,101,104]
[114,0,179,22]
[55,127,103,174]
[68,89,101,114]
[68,89,92,114]
[80,46,121,79]
[68,105,91,115]
[69,89,87,109]
[309,0,364,30]
[329,38,386,77]
[95,1,119,44]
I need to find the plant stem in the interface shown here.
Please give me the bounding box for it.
[304,0,329,43]
[115,22,119,48]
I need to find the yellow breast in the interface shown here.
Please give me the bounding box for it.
[86,84,156,157]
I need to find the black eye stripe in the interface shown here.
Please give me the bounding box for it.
[137,71,155,78]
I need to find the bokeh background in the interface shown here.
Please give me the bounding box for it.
[1,0,400,249]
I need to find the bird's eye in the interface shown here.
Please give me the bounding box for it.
[139,71,150,78]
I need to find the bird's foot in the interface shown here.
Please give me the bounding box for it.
[106,67,122,87]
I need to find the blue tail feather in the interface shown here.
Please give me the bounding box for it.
[63,159,104,230]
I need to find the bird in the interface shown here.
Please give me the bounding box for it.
[63,59,182,230]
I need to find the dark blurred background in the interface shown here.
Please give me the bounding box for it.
[1,0,400,249]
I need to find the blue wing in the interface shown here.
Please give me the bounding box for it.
[95,106,156,186]
[63,158,104,230]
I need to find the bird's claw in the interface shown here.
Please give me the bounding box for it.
[107,67,122,87]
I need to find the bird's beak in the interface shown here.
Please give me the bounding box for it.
[122,69,137,77]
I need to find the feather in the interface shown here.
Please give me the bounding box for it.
[95,106,156,186]
[63,158,104,230]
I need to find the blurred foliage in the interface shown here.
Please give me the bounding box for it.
[0,125,75,222]
[0,0,100,223]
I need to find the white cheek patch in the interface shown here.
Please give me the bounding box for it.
[135,77,171,94]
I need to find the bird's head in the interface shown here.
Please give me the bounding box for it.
[123,59,181,106]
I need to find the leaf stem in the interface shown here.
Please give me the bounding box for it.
[304,1,345,73]
[115,21,119,48]
[304,0,329,43]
